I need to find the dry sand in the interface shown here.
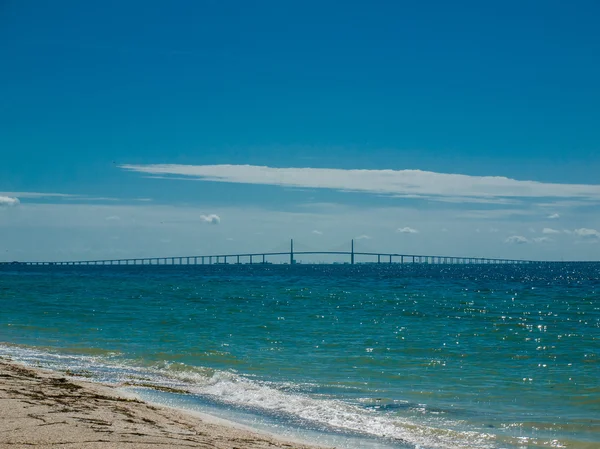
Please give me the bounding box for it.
[0,360,329,449]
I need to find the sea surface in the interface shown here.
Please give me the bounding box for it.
[1,263,598,448]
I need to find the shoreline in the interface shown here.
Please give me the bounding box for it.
[0,359,329,449]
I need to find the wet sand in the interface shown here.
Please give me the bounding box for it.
[0,360,328,448]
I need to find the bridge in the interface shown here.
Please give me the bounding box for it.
[0,239,548,267]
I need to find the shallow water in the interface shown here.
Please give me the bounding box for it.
[1,264,598,448]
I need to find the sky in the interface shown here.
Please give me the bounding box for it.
[1,0,600,262]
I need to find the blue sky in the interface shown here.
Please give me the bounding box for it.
[1,0,599,261]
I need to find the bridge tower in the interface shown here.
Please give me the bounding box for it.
[290,239,294,265]
[351,239,355,265]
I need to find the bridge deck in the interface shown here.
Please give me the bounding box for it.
[1,250,552,266]
[0,239,581,266]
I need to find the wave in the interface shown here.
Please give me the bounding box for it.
[0,343,570,449]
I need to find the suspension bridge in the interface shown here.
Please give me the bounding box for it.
[0,239,554,266]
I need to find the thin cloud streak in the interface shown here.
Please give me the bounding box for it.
[0,191,76,199]
[120,164,600,203]
[0,191,141,203]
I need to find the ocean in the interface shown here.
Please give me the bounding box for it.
[1,263,598,448]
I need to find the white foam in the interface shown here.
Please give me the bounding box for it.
[139,359,497,449]
[0,344,497,449]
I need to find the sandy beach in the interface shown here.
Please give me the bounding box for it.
[0,359,327,449]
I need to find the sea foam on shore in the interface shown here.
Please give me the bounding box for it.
[0,359,325,449]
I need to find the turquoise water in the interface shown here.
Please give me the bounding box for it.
[1,264,598,448]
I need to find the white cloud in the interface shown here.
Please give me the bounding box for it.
[355,234,372,240]
[505,235,529,244]
[397,226,419,234]
[105,215,121,221]
[542,228,560,234]
[0,191,74,199]
[0,196,20,207]
[548,213,560,219]
[533,237,552,243]
[423,195,518,205]
[0,191,121,202]
[312,230,323,235]
[574,228,600,239]
[200,214,221,224]
[458,209,538,219]
[119,164,600,204]
[540,200,595,208]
